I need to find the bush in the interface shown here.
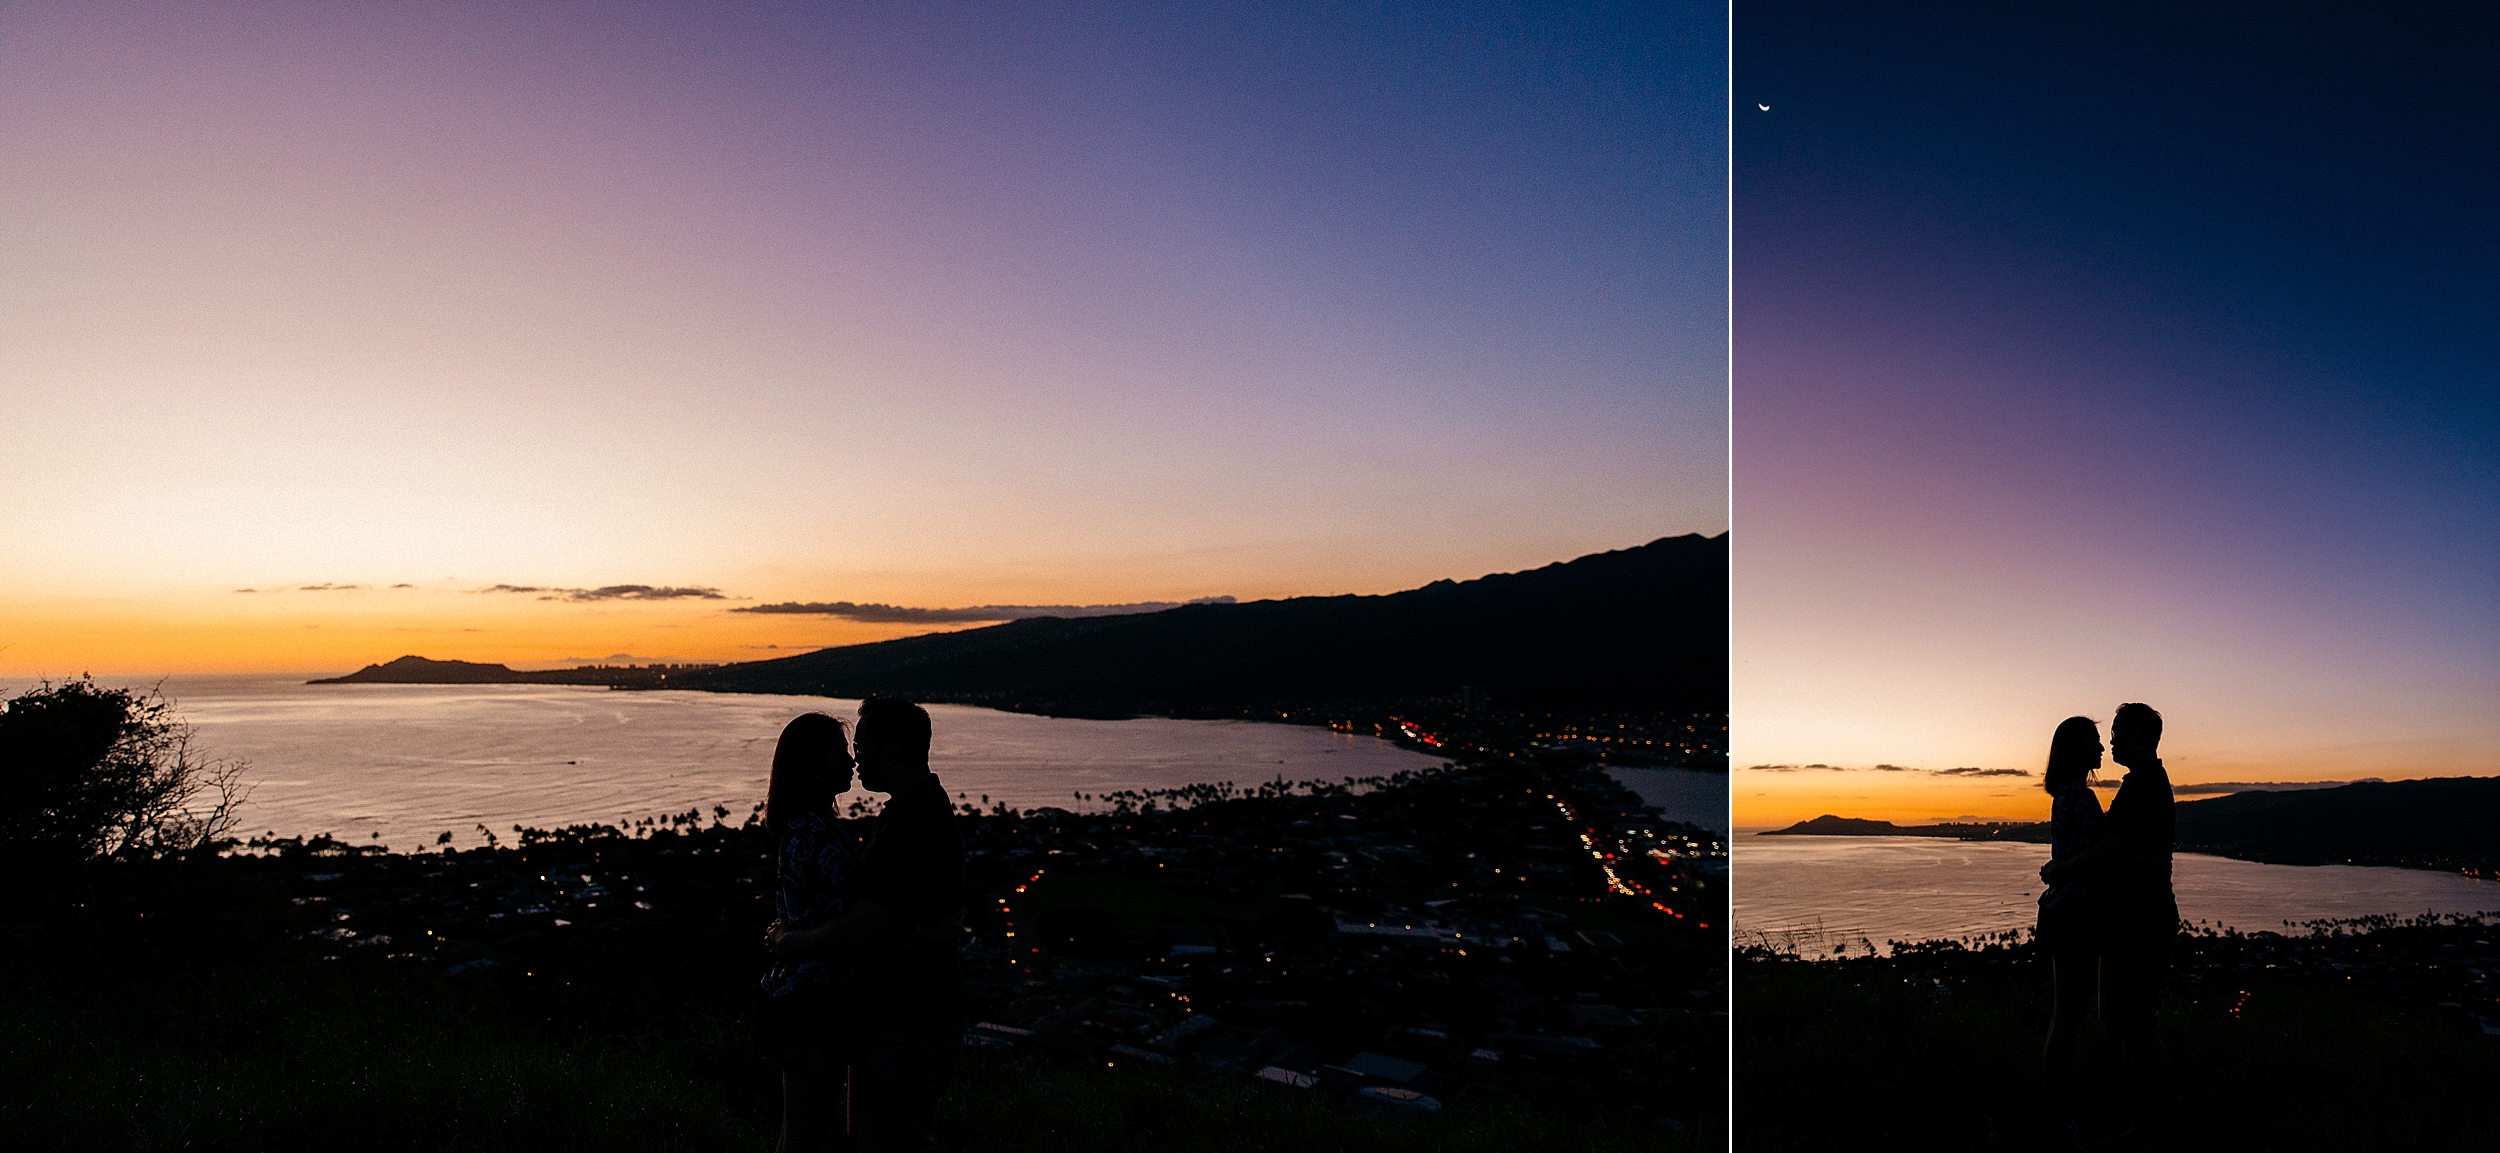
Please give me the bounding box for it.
[0,678,247,874]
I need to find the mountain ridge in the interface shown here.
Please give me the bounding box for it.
[673,532,1726,716]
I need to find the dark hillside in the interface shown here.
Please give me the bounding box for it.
[2174,776,2500,874]
[677,533,1725,716]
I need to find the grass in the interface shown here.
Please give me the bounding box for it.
[1734,948,2499,1151]
[3,855,1714,1152]
[5,947,768,1150]
[3,951,1709,1153]
[942,1049,1711,1153]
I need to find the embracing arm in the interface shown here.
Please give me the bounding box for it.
[2040,830,2128,885]
[773,900,899,960]
[2040,808,2153,885]
[772,902,964,960]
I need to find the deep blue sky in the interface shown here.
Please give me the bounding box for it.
[1732,1,2496,814]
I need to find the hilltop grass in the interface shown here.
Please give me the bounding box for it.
[940,1047,1708,1153]
[4,851,1714,1153]
[3,942,1707,1153]
[3,932,770,1151]
[1735,948,2498,1152]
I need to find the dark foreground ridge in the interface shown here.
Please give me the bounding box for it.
[1760,775,2500,878]
[6,712,1726,1151]
[1735,913,2500,1151]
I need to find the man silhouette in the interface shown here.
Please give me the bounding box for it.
[2040,702,2175,1150]
[774,696,962,1152]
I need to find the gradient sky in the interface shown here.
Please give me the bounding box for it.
[1733,3,2497,823]
[0,1,1726,676]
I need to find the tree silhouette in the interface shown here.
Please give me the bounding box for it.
[0,677,249,875]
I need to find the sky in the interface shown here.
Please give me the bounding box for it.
[1733,2,2498,824]
[0,1,1727,677]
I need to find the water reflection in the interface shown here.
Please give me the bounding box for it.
[1734,832,2500,955]
[112,676,1444,851]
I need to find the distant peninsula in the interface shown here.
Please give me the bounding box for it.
[1761,814,2050,842]
[309,655,718,688]
[1761,776,2500,878]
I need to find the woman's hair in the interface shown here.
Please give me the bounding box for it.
[765,712,850,838]
[2043,715,2101,795]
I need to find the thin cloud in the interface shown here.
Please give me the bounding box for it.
[477,584,727,602]
[732,596,1236,624]
[1745,763,2030,778]
[237,582,423,593]
[2172,778,2382,795]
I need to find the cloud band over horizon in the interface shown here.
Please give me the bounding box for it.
[1747,763,2030,777]
[479,585,727,603]
[733,596,1238,624]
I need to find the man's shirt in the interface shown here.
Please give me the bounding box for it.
[857,773,964,1028]
[2102,759,2177,918]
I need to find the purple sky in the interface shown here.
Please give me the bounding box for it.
[0,1,1725,673]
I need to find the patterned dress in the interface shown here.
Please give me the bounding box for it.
[2036,784,2103,949]
[759,809,859,997]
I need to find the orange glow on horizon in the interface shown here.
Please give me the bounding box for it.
[1735,768,2054,829]
[0,592,988,679]
[1734,763,2477,829]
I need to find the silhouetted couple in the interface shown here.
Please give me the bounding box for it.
[756,698,963,1153]
[2036,703,2176,1152]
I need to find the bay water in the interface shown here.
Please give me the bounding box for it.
[1734,831,2500,955]
[71,676,1449,852]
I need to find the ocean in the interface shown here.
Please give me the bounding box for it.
[1733,831,2500,955]
[89,676,1454,851]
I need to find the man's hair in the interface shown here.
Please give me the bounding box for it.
[856,696,932,764]
[2112,702,2163,744]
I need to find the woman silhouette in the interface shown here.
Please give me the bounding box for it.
[2035,715,2105,1150]
[756,712,864,1152]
